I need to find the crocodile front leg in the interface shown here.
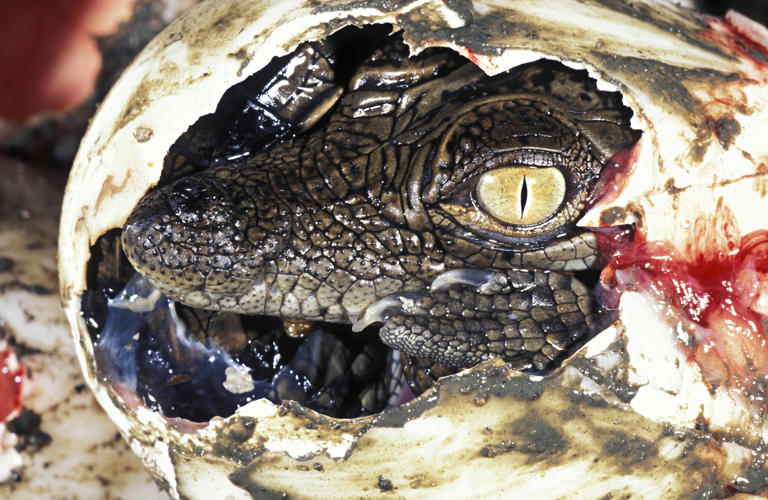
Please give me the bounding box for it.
[355,269,599,371]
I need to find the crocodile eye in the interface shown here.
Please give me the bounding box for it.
[427,96,605,248]
[475,167,566,226]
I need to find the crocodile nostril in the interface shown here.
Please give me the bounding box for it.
[165,176,231,224]
[122,214,155,251]
[121,214,166,275]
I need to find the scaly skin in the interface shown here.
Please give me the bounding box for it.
[122,38,636,370]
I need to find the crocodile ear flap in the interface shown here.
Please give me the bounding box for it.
[358,269,599,372]
[293,85,344,132]
[263,42,343,133]
[161,41,343,182]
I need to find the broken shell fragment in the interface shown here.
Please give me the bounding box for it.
[58,0,768,497]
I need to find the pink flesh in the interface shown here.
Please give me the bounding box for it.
[588,141,641,209]
[587,14,768,397]
[597,205,768,395]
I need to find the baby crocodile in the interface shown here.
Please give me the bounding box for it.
[122,36,636,372]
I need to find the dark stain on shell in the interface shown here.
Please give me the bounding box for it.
[0,257,15,272]
[227,467,290,500]
[228,48,251,77]
[600,206,627,226]
[509,415,565,457]
[589,0,733,60]
[6,408,53,454]
[707,115,742,149]
[368,389,439,428]
[600,430,658,467]
[0,279,54,296]
[377,475,394,491]
[479,440,515,458]
[222,358,752,497]
[593,53,741,115]
[209,418,264,466]
[665,178,684,195]
[592,53,741,164]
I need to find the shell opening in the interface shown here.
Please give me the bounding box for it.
[81,24,641,423]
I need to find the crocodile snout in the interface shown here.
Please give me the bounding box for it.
[122,172,288,311]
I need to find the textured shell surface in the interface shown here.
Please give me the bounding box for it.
[58,0,768,498]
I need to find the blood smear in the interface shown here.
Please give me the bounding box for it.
[704,13,768,72]
[0,346,24,423]
[596,209,768,396]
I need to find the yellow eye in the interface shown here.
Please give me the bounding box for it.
[475,167,566,225]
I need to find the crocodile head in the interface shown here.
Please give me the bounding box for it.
[121,34,638,374]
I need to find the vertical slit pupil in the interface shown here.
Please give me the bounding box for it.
[520,176,528,218]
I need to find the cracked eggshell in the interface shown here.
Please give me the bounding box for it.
[59,0,768,498]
